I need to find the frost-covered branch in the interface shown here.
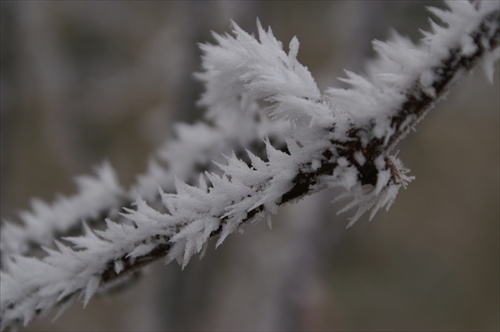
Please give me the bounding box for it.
[0,72,288,265]
[0,163,125,266]
[1,1,498,330]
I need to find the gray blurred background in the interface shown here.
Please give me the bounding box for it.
[1,1,498,331]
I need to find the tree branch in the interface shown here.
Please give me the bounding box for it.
[1,1,498,331]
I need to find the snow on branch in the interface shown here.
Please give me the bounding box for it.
[0,51,289,265]
[0,162,125,266]
[1,1,498,330]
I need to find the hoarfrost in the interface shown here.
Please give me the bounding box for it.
[1,1,498,330]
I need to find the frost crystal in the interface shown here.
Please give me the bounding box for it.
[0,1,498,330]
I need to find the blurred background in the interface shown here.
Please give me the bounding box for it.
[1,1,498,331]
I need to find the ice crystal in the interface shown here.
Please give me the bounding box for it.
[0,1,498,330]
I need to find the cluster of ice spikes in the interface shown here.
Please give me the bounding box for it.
[1,1,498,330]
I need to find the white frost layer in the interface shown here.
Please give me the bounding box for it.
[1,1,498,330]
[1,162,124,264]
[327,0,499,143]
